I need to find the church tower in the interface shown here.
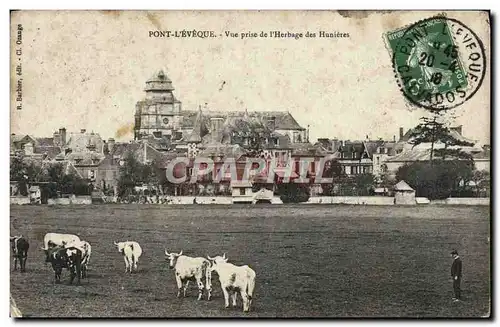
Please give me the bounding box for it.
[134,70,183,140]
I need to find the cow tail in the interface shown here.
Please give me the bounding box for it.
[246,269,256,300]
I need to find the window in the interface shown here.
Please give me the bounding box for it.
[352,166,358,175]
[241,188,246,195]
[153,131,162,138]
[376,157,380,165]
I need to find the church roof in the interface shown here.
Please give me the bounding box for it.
[180,110,305,131]
[146,69,172,83]
[145,69,174,91]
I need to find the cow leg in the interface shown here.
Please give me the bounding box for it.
[196,277,204,301]
[123,256,130,273]
[55,267,62,284]
[232,291,238,307]
[76,265,81,285]
[133,260,138,272]
[222,287,230,308]
[175,274,183,298]
[21,256,27,272]
[240,290,249,312]
[183,280,190,297]
[206,271,212,301]
[13,257,18,271]
[69,266,76,284]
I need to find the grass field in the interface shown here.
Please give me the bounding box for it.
[10,204,490,318]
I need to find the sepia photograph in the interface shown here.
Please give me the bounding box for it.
[9,10,491,318]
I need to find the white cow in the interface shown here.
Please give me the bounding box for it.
[114,241,142,273]
[207,254,256,312]
[42,233,80,250]
[165,250,212,301]
[67,240,91,278]
[41,233,81,262]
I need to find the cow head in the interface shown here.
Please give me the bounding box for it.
[114,241,125,253]
[165,250,183,269]
[10,235,22,254]
[207,253,228,267]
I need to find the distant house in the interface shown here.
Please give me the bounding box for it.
[10,134,62,162]
[333,139,395,177]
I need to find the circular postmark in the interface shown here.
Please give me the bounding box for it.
[390,16,486,111]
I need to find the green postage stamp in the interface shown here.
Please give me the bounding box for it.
[385,16,486,111]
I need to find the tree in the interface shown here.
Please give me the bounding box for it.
[321,160,343,195]
[396,161,474,200]
[354,173,376,196]
[378,164,393,194]
[117,152,160,197]
[409,114,474,163]
[10,155,27,181]
[117,152,143,197]
[471,170,490,197]
[276,183,310,203]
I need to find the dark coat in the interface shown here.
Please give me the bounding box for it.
[48,246,82,284]
[451,256,462,278]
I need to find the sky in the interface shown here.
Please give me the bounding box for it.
[10,10,491,145]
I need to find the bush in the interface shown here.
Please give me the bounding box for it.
[276,183,310,203]
[396,160,474,200]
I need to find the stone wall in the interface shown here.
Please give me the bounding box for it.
[10,196,30,205]
[305,196,395,205]
[430,198,490,206]
[47,196,92,205]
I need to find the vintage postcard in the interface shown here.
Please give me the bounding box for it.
[9,10,491,318]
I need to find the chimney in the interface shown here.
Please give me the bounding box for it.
[53,131,61,146]
[108,138,115,153]
[393,135,396,142]
[210,117,223,142]
[267,116,276,131]
[59,128,67,145]
[81,128,86,134]
[399,127,404,140]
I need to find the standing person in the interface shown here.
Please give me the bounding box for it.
[450,249,462,301]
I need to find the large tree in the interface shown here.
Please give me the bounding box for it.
[321,160,343,195]
[117,152,160,197]
[396,160,474,200]
[471,170,490,197]
[354,173,376,196]
[409,114,474,163]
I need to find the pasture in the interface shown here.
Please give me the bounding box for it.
[10,204,490,318]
